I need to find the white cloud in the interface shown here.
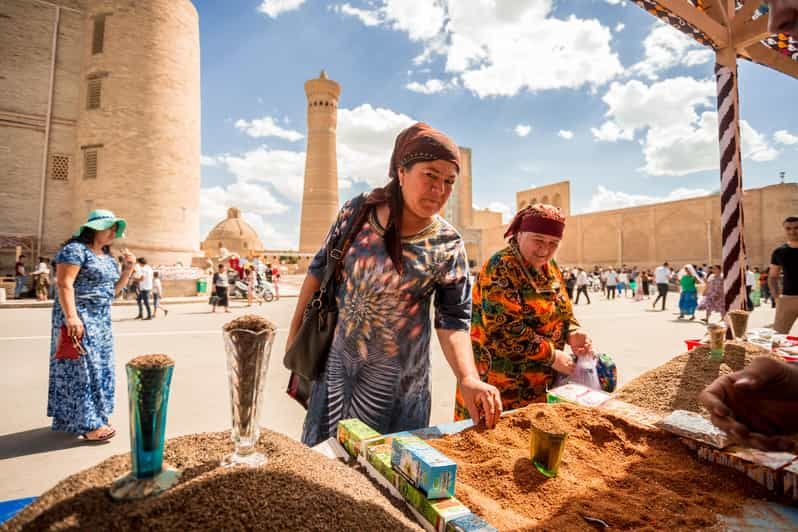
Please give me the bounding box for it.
[558,130,574,140]
[514,124,532,137]
[257,0,306,18]
[775,130,798,145]
[406,78,447,94]
[615,23,625,32]
[584,185,711,213]
[335,1,623,98]
[218,146,307,201]
[235,116,304,141]
[243,213,297,250]
[200,154,218,166]
[632,23,714,80]
[487,201,513,223]
[592,77,779,175]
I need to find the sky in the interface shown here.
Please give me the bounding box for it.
[194,0,798,251]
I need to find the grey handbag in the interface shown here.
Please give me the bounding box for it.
[284,194,370,387]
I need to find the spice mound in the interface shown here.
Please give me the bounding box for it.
[127,354,175,369]
[614,345,774,417]
[428,403,771,531]
[223,314,276,334]
[4,430,420,532]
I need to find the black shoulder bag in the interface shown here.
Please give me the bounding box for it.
[284,194,370,408]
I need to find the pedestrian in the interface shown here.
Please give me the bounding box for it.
[629,269,638,299]
[212,263,231,313]
[134,257,153,320]
[745,266,756,310]
[152,271,168,317]
[698,265,725,323]
[33,256,51,301]
[769,216,798,334]
[289,122,501,446]
[564,269,576,301]
[642,270,651,297]
[14,253,27,298]
[599,269,607,295]
[456,203,597,416]
[48,209,135,441]
[760,268,772,307]
[678,264,701,320]
[575,267,591,304]
[605,268,618,299]
[617,269,628,298]
[652,261,672,311]
[245,265,262,307]
[271,263,281,301]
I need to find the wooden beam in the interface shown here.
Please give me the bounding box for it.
[732,0,765,26]
[745,43,798,78]
[656,0,730,47]
[702,0,730,26]
[733,14,770,49]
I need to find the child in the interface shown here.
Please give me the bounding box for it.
[152,271,169,317]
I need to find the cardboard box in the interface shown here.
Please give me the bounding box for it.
[394,470,470,531]
[446,512,498,531]
[546,384,610,408]
[784,461,798,500]
[367,443,396,485]
[599,399,662,427]
[337,418,384,458]
[693,443,796,492]
[392,436,457,499]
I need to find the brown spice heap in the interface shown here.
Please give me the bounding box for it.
[3,430,420,532]
[727,310,750,339]
[127,354,175,369]
[428,403,772,531]
[223,314,276,334]
[613,344,774,417]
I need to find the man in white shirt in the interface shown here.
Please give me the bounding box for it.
[135,257,154,320]
[605,269,618,299]
[746,266,756,310]
[652,262,672,311]
[575,267,591,304]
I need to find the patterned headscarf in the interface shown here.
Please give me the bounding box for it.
[504,204,566,239]
[388,122,461,180]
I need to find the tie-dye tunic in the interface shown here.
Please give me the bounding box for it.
[454,242,579,419]
[301,195,472,446]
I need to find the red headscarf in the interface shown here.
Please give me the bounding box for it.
[504,204,566,239]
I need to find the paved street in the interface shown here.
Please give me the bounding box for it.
[0,291,782,501]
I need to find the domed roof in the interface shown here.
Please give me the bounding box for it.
[202,207,264,251]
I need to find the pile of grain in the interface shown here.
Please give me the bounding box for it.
[429,403,771,531]
[127,354,174,369]
[613,343,774,417]
[3,430,420,531]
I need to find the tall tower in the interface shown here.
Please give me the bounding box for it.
[299,70,341,253]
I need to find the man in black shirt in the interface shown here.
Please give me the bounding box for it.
[769,216,798,333]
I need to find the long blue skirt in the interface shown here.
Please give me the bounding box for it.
[679,290,698,316]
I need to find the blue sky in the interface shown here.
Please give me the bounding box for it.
[195,0,798,250]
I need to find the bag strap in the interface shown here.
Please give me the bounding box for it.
[315,194,371,303]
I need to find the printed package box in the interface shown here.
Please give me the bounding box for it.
[392,436,457,499]
[337,418,384,458]
[784,461,798,500]
[599,399,663,427]
[394,468,471,531]
[446,512,499,532]
[694,444,796,492]
[546,384,611,408]
[657,410,730,449]
[367,443,396,485]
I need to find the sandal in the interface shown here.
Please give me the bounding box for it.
[80,426,116,443]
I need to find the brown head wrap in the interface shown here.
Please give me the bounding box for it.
[367,122,461,274]
[504,204,566,239]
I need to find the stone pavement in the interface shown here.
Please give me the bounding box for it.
[0,291,784,501]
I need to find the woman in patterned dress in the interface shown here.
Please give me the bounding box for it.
[290,123,502,446]
[699,265,725,323]
[48,210,136,441]
[454,204,594,418]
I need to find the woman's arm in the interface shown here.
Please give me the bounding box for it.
[286,273,321,350]
[56,263,84,338]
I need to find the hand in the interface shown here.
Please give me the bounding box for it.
[65,315,84,339]
[551,349,575,375]
[120,248,136,266]
[567,330,593,356]
[459,375,502,428]
[699,357,798,451]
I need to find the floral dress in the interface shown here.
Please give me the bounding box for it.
[301,196,472,446]
[48,242,119,434]
[698,274,725,314]
[454,241,579,419]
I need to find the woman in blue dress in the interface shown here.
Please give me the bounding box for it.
[288,123,503,446]
[48,210,136,441]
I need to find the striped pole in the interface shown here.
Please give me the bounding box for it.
[715,60,748,313]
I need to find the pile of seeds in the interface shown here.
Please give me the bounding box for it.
[3,430,420,531]
[429,403,771,531]
[613,343,774,417]
[127,354,174,369]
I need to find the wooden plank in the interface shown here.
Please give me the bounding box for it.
[733,15,770,49]
[657,0,730,47]
[745,43,798,78]
[732,0,765,26]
